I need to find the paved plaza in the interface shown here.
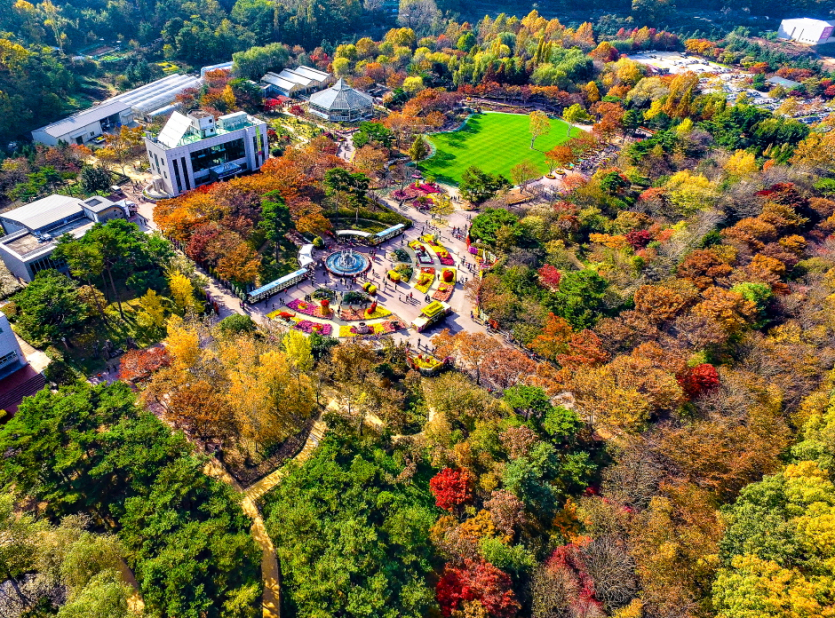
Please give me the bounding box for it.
[137,189,494,351]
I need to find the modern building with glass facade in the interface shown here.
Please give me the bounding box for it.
[144,110,268,197]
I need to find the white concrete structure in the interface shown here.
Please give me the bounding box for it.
[0,312,25,379]
[0,195,128,282]
[105,73,202,117]
[32,101,134,146]
[144,110,268,197]
[308,78,373,122]
[778,18,835,44]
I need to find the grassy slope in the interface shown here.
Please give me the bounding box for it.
[419,112,580,185]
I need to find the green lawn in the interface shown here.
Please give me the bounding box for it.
[418,112,580,185]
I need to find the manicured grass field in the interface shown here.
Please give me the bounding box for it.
[418,111,580,185]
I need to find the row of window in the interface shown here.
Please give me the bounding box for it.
[0,349,18,369]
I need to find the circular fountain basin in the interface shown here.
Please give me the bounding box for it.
[325,249,371,277]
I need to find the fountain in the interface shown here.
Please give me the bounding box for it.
[324,248,371,277]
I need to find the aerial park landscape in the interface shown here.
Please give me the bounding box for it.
[0,0,835,617]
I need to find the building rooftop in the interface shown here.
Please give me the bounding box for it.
[34,101,131,138]
[262,72,299,92]
[151,110,264,149]
[766,76,802,88]
[781,17,835,26]
[105,73,202,115]
[309,79,373,111]
[278,68,314,87]
[0,195,85,232]
[291,65,330,82]
[0,219,94,259]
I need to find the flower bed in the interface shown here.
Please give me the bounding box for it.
[267,309,297,320]
[432,282,454,302]
[293,319,333,336]
[339,320,400,337]
[431,243,455,266]
[287,298,331,318]
[392,186,421,201]
[394,263,413,282]
[417,251,434,265]
[414,267,435,294]
[340,305,393,321]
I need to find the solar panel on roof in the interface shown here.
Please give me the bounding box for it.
[158,111,194,148]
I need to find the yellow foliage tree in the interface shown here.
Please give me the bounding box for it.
[724,150,759,178]
[168,271,199,314]
[137,288,167,330]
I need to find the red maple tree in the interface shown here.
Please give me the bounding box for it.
[119,348,171,383]
[436,560,520,618]
[538,264,562,290]
[429,468,473,511]
[678,363,720,399]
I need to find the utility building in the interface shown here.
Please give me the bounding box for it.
[261,65,331,97]
[144,110,268,197]
[31,101,133,146]
[0,195,128,282]
[777,18,835,44]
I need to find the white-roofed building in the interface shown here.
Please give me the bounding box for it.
[291,65,332,88]
[261,72,303,97]
[0,311,26,380]
[144,109,268,197]
[0,195,127,282]
[105,73,202,117]
[308,78,374,122]
[201,61,234,77]
[777,18,835,44]
[31,101,134,147]
[261,65,332,97]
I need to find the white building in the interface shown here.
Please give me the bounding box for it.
[105,73,203,118]
[261,65,331,97]
[0,194,128,282]
[0,312,26,380]
[144,110,268,197]
[308,79,374,122]
[31,101,134,146]
[777,18,835,44]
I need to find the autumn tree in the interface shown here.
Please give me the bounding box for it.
[119,347,170,383]
[430,467,474,511]
[510,160,539,193]
[432,330,502,385]
[168,271,201,315]
[545,144,577,173]
[529,110,550,149]
[436,559,520,618]
[409,135,430,161]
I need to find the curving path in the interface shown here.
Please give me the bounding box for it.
[203,413,328,618]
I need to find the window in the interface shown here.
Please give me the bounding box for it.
[189,138,246,173]
[0,350,17,369]
[173,159,182,193]
[29,253,64,276]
